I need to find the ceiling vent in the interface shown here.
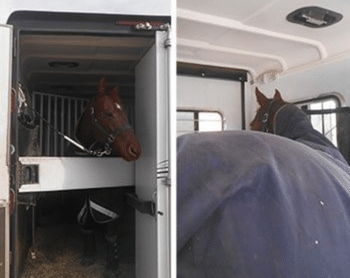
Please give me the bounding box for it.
[287,6,343,28]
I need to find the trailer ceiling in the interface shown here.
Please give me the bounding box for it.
[8,11,171,97]
[177,0,350,83]
[19,34,154,96]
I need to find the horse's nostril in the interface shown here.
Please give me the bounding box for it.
[129,145,138,157]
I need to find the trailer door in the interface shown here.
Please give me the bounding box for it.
[0,24,13,278]
[135,30,175,278]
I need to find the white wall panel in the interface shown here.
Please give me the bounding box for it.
[177,75,243,130]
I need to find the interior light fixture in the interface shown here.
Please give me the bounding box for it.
[49,61,79,68]
[287,6,343,28]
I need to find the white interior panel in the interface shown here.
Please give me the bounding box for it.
[177,75,242,130]
[18,157,134,193]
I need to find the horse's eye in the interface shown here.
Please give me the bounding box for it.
[115,103,122,110]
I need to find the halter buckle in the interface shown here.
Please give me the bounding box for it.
[262,113,269,123]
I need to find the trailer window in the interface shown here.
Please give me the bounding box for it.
[177,109,224,137]
[298,96,340,147]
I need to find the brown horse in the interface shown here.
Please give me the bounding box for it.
[250,87,286,133]
[75,77,141,160]
[75,78,141,277]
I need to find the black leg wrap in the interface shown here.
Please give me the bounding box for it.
[104,234,121,278]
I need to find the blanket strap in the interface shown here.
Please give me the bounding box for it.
[77,197,119,225]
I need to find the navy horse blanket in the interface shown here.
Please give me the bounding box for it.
[177,104,350,277]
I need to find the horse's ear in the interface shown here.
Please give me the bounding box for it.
[273,89,283,101]
[111,86,120,95]
[255,87,268,106]
[98,77,108,96]
[110,86,122,102]
[109,86,122,105]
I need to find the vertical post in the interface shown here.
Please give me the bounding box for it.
[194,111,199,131]
[240,79,246,130]
[60,97,64,156]
[67,99,71,137]
[54,96,58,156]
[39,94,44,155]
[47,95,51,155]
[0,24,12,278]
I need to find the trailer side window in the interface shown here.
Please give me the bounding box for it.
[298,96,340,147]
[177,109,224,137]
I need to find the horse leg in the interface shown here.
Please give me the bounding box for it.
[104,228,121,278]
[85,188,127,277]
[103,196,125,278]
[78,194,97,266]
[80,227,96,266]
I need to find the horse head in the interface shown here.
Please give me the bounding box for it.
[76,78,141,161]
[250,88,286,133]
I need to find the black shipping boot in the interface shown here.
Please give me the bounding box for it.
[104,234,121,278]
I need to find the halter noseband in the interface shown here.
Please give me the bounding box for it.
[88,106,133,156]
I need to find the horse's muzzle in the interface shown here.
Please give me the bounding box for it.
[129,144,141,160]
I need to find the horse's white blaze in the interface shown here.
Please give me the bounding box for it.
[115,103,122,110]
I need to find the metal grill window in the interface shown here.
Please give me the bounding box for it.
[32,92,89,156]
[177,109,224,137]
[32,92,134,157]
[299,97,340,147]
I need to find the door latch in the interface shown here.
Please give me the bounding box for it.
[20,164,39,185]
[125,193,156,217]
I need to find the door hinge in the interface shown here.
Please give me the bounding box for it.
[116,20,170,31]
[135,22,170,31]
[126,193,156,217]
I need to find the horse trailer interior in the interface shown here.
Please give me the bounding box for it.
[1,11,176,278]
[176,1,350,277]
[177,0,350,117]
[3,0,350,277]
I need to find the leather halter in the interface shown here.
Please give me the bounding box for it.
[261,99,283,133]
[88,106,133,156]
